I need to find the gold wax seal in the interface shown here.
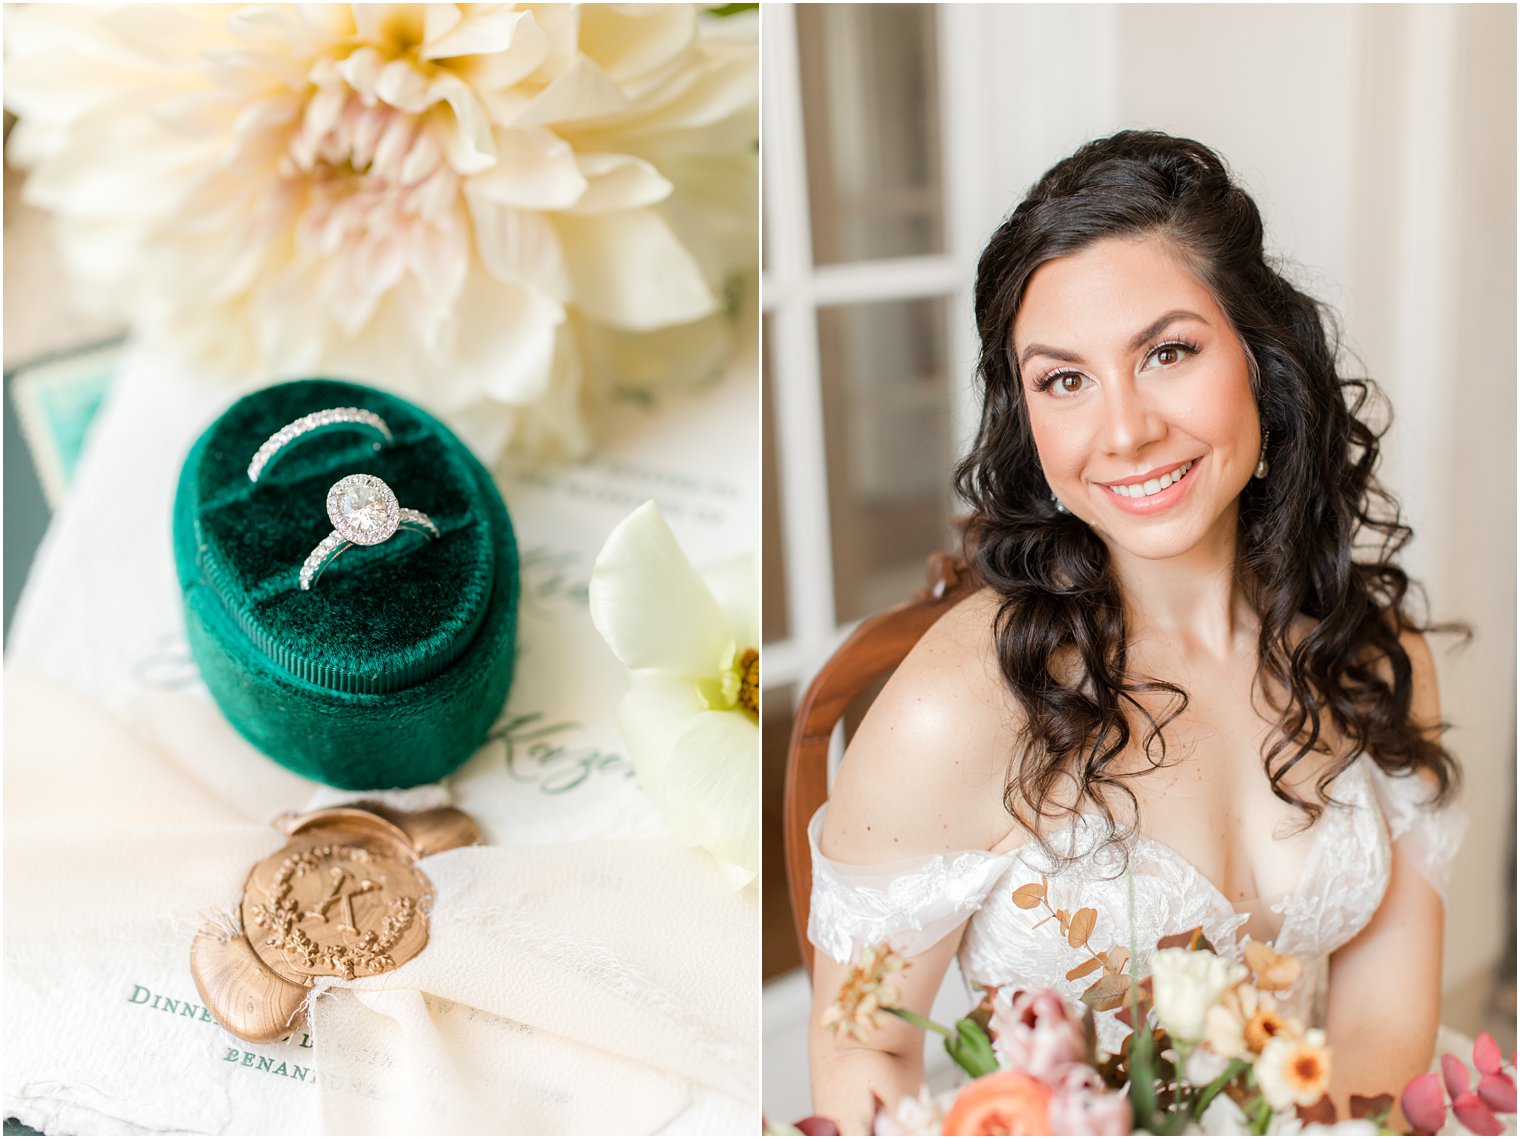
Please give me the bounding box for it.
[191,803,479,1044]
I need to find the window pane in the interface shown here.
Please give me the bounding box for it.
[761,684,800,980]
[797,4,943,265]
[819,298,957,624]
[762,322,790,644]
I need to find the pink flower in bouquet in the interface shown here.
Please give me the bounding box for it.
[1047,1063,1132,1136]
[940,1070,1052,1136]
[989,989,1087,1083]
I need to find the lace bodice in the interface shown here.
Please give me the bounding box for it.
[809,755,1467,1053]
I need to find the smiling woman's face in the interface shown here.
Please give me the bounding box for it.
[1012,234,1261,563]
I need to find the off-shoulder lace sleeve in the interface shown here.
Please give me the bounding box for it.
[1364,763,1469,900]
[806,806,1015,963]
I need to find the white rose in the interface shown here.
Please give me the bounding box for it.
[1149,947,1248,1044]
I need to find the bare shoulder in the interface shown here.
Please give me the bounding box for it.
[822,587,1025,861]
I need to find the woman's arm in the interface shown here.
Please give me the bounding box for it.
[807,591,1023,1133]
[809,929,965,1134]
[1324,630,1447,1129]
[1324,829,1443,1127]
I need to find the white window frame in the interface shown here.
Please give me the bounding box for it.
[760,3,990,697]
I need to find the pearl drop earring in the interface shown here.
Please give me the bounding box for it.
[1254,429,1270,480]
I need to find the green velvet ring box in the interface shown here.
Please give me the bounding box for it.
[173,379,518,789]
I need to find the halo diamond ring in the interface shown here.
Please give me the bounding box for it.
[300,474,440,591]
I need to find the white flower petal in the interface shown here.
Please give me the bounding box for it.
[513,54,628,128]
[453,12,549,94]
[701,556,759,654]
[463,193,571,300]
[100,6,229,67]
[590,501,732,675]
[568,152,673,214]
[554,208,717,330]
[405,207,469,307]
[467,128,588,211]
[447,281,563,405]
[616,671,705,806]
[421,4,465,50]
[575,5,697,86]
[421,5,520,61]
[577,308,733,394]
[335,45,385,101]
[352,5,426,47]
[376,57,432,115]
[429,72,498,175]
[617,41,758,135]
[664,708,758,885]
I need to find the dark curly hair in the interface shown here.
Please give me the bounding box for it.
[953,130,1461,864]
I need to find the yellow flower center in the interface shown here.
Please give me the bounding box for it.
[698,645,760,718]
[1245,1009,1288,1054]
[737,648,759,716]
[1289,1052,1326,1087]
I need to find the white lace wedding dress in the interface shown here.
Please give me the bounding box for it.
[809,753,1470,1058]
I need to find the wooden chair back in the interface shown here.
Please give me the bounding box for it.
[782,553,976,974]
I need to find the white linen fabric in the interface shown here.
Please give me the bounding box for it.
[809,755,1468,1054]
[5,671,756,1135]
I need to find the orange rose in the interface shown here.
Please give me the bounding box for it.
[941,1071,1052,1136]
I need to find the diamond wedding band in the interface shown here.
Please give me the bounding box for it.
[248,407,393,483]
[300,474,440,591]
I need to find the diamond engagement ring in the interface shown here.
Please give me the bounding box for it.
[249,407,394,482]
[301,474,440,591]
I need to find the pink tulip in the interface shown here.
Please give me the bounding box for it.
[1452,1092,1503,1136]
[1402,1071,1448,1135]
[990,990,1087,1084]
[1046,1063,1132,1136]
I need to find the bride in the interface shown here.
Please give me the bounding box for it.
[806,132,1467,1133]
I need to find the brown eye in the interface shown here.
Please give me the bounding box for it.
[1148,341,1194,369]
[1058,374,1084,394]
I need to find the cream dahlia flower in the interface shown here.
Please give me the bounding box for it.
[4,4,757,460]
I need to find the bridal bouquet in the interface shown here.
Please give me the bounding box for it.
[4,3,758,462]
[779,904,1517,1136]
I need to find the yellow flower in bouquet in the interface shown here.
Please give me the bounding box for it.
[4,4,757,461]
